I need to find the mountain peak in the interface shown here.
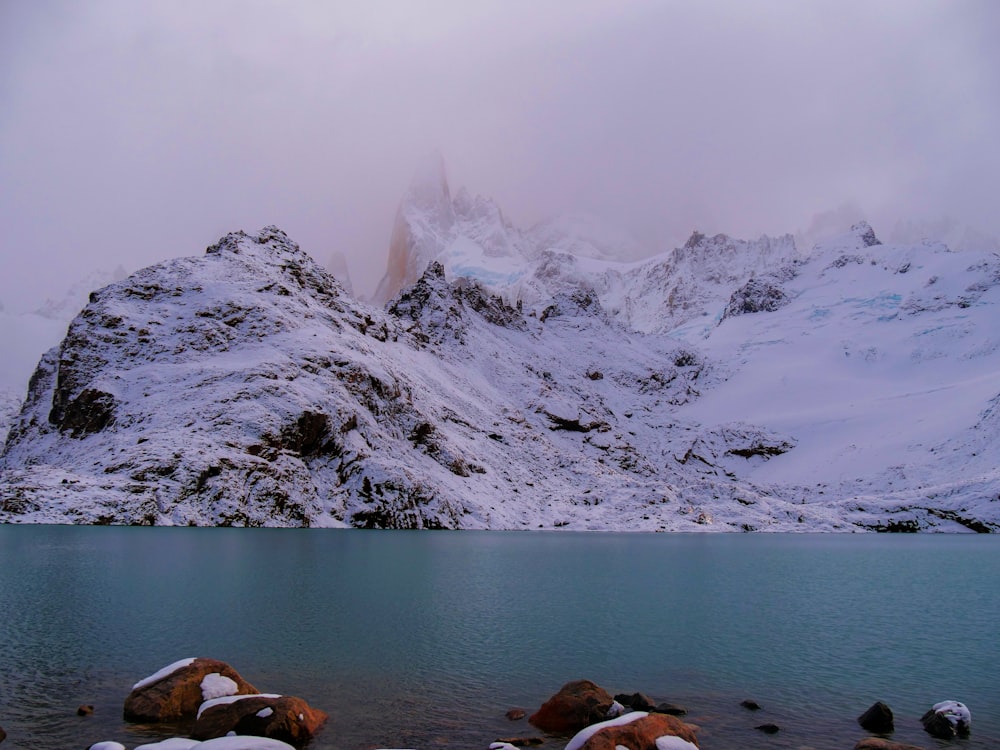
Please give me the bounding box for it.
[373,153,457,305]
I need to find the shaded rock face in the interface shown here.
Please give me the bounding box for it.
[857,701,894,733]
[191,695,327,748]
[577,713,699,750]
[123,658,258,723]
[530,680,615,733]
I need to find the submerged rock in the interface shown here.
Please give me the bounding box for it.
[124,658,258,723]
[853,739,926,750]
[529,679,616,733]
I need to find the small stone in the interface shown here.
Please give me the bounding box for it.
[77,704,95,716]
[505,708,526,721]
[857,701,894,733]
[741,699,761,710]
[756,723,780,734]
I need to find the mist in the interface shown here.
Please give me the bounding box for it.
[2,0,998,311]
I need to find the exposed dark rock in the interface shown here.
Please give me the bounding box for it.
[191,694,327,748]
[56,388,117,437]
[529,679,615,733]
[858,701,894,733]
[0,725,6,744]
[741,699,761,710]
[721,277,789,320]
[756,723,780,734]
[653,702,688,716]
[921,701,970,739]
[76,704,94,716]
[123,658,258,723]
[853,221,882,247]
[613,692,655,711]
[505,708,526,721]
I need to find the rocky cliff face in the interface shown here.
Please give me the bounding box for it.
[2,208,999,530]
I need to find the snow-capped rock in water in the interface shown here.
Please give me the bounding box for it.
[1,199,999,531]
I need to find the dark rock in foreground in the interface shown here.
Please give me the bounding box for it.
[920,700,970,739]
[858,701,894,733]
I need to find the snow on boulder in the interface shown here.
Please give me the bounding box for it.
[135,740,201,750]
[193,738,297,750]
[124,658,258,723]
[921,700,971,738]
[530,680,617,734]
[565,712,699,750]
[201,673,240,701]
[191,694,327,748]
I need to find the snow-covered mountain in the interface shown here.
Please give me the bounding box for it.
[2,170,999,531]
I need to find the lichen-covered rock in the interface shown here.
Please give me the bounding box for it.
[529,680,616,733]
[191,694,327,748]
[123,658,258,723]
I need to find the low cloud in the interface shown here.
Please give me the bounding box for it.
[2,0,997,307]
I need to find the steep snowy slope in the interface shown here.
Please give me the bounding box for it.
[0,226,823,529]
[1,222,997,531]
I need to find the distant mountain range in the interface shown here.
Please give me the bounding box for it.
[2,164,998,530]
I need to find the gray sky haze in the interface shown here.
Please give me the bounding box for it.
[2,0,998,309]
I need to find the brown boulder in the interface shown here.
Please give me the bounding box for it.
[191,694,327,748]
[0,724,6,744]
[854,739,926,750]
[574,713,699,750]
[123,657,258,723]
[530,680,615,733]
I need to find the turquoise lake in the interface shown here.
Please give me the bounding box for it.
[0,527,997,750]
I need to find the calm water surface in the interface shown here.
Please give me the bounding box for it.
[0,527,996,750]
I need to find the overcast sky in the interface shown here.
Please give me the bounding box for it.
[2,0,998,310]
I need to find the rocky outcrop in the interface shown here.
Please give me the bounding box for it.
[191,694,327,747]
[721,276,790,320]
[529,680,616,733]
[123,658,258,723]
[374,152,457,305]
[857,701,894,733]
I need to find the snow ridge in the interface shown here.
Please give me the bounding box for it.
[1,214,999,531]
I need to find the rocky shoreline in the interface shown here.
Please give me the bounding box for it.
[0,661,974,750]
